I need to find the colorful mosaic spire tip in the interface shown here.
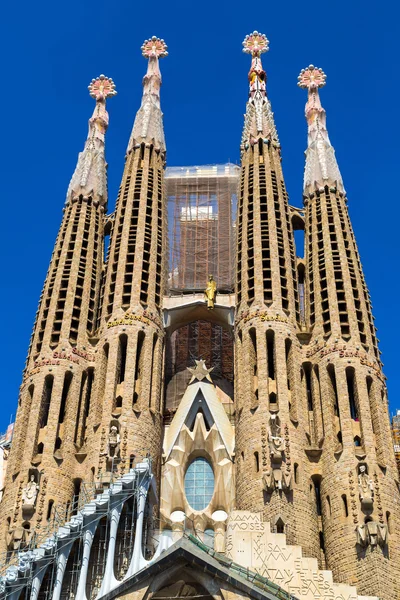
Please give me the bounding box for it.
[141,36,168,59]
[88,75,117,101]
[298,65,326,90]
[242,31,269,56]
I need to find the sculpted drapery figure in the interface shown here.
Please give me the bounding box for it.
[21,475,39,508]
[205,275,217,309]
[358,464,374,510]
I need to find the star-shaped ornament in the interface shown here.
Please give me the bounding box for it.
[187,360,214,383]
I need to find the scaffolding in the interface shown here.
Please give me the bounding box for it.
[166,164,239,293]
[164,165,238,414]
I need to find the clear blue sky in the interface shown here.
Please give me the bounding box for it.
[1,0,399,431]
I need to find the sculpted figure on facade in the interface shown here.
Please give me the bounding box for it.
[357,519,387,549]
[263,415,291,492]
[358,464,374,511]
[204,274,217,309]
[268,414,285,461]
[106,425,121,460]
[21,475,39,514]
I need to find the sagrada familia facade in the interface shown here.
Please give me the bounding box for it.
[0,32,398,600]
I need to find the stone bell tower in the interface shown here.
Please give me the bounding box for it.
[298,64,400,599]
[0,75,116,549]
[234,32,320,558]
[83,37,169,484]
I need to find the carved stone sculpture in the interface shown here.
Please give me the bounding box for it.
[358,464,374,511]
[268,415,285,461]
[21,475,39,516]
[204,274,217,310]
[108,425,121,459]
[356,519,387,549]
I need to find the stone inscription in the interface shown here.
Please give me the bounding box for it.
[226,511,359,599]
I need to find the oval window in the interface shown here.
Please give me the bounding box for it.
[184,457,214,511]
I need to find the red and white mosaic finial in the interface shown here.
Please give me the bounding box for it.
[298,65,326,91]
[141,36,168,59]
[298,65,343,192]
[242,31,269,56]
[88,75,117,101]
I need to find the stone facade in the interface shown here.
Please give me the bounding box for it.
[0,33,398,600]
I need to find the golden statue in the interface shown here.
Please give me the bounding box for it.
[205,274,217,310]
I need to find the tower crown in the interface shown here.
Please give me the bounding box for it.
[298,65,343,192]
[241,31,278,149]
[66,75,116,207]
[127,36,168,154]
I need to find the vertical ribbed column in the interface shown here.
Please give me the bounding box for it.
[235,33,319,557]
[86,38,168,486]
[299,65,400,599]
[0,76,116,553]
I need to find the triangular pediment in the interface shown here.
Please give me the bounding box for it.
[98,537,288,600]
[163,380,234,459]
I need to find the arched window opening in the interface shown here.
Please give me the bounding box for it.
[58,371,73,425]
[326,496,331,516]
[54,437,62,451]
[149,334,158,410]
[129,454,136,470]
[269,392,277,407]
[254,451,260,473]
[37,442,44,455]
[354,436,361,447]
[75,371,87,442]
[266,330,275,380]
[319,531,325,551]
[40,375,54,428]
[285,339,292,390]
[337,431,343,445]
[72,479,82,516]
[249,328,258,406]
[312,476,322,516]
[47,500,54,521]
[297,262,305,323]
[346,367,359,420]
[327,364,340,417]
[133,331,145,407]
[118,334,128,384]
[241,451,245,462]
[294,463,299,484]
[366,376,375,434]
[386,511,393,534]
[342,494,348,517]
[275,518,285,534]
[304,363,313,411]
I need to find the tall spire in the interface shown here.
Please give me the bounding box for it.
[66,75,116,206]
[127,36,168,155]
[241,31,279,150]
[298,65,343,192]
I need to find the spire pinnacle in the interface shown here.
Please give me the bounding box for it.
[298,65,344,192]
[127,36,168,155]
[241,31,278,150]
[67,75,116,206]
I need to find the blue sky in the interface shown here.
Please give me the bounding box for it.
[1,0,399,430]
